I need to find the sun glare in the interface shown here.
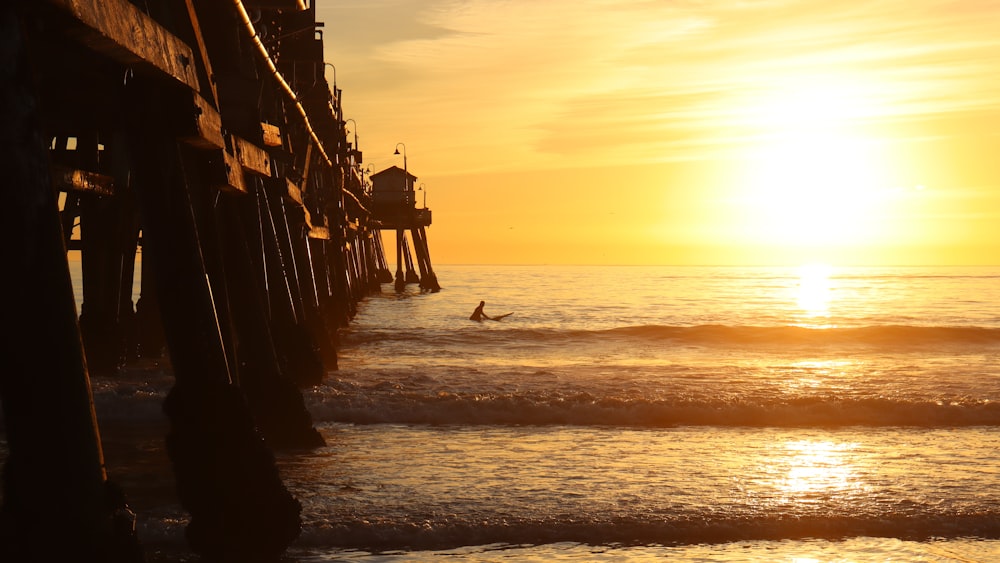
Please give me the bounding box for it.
[778,440,858,499]
[796,263,834,317]
[736,78,895,249]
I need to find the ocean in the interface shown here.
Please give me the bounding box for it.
[16,264,1000,561]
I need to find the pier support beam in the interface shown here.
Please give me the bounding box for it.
[77,132,141,375]
[328,235,353,327]
[394,229,406,292]
[411,226,440,292]
[402,234,420,284]
[123,75,300,561]
[0,5,141,560]
[216,196,324,449]
[373,232,393,283]
[308,238,340,369]
[300,234,340,370]
[134,256,166,360]
[362,234,382,291]
[255,180,325,387]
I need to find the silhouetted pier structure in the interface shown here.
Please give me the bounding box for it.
[0,1,435,561]
[370,165,441,292]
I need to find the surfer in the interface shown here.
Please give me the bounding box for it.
[470,301,513,322]
[470,301,488,321]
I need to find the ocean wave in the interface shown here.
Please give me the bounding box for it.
[606,324,1000,348]
[308,389,1000,429]
[294,511,1000,552]
[342,324,1000,350]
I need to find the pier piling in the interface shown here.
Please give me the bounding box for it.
[2,0,444,559]
[0,3,141,559]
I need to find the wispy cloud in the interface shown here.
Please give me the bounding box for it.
[320,0,1000,175]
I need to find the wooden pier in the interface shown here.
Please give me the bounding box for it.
[0,0,438,560]
[371,165,441,292]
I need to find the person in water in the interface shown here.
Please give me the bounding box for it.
[471,301,513,321]
[470,300,488,321]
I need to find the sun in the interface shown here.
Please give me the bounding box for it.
[735,77,895,249]
[742,132,890,246]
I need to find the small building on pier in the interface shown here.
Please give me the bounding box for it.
[370,166,439,292]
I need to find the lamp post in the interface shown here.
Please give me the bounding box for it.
[393,142,408,197]
[344,118,358,149]
[324,62,336,89]
[324,63,340,118]
[391,143,408,291]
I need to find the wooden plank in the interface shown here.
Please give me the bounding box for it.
[232,135,272,177]
[178,92,224,150]
[285,179,329,240]
[204,149,247,194]
[300,141,314,191]
[285,178,304,205]
[221,150,247,193]
[261,122,282,147]
[308,225,330,240]
[183,0,219,106]
[51,165,115,196]
[47,0,200,90]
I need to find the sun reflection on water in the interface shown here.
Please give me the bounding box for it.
[777,440,859,501]
[779,359,856,392]
[740,438,871,511]
[796,263,834,318]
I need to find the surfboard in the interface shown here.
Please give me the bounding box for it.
[490,312,514,321]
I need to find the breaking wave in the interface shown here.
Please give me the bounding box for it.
[308,384,1000,429]
[294,510,1000,552]
[344,324,1000,351]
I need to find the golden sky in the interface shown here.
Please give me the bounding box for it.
[317,0,1000,266]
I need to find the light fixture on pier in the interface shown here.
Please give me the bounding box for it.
[394,142,408,191]
[344,118,358,148]
[324,62,336,89]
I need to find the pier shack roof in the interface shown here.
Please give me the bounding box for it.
[371,166,417,192]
